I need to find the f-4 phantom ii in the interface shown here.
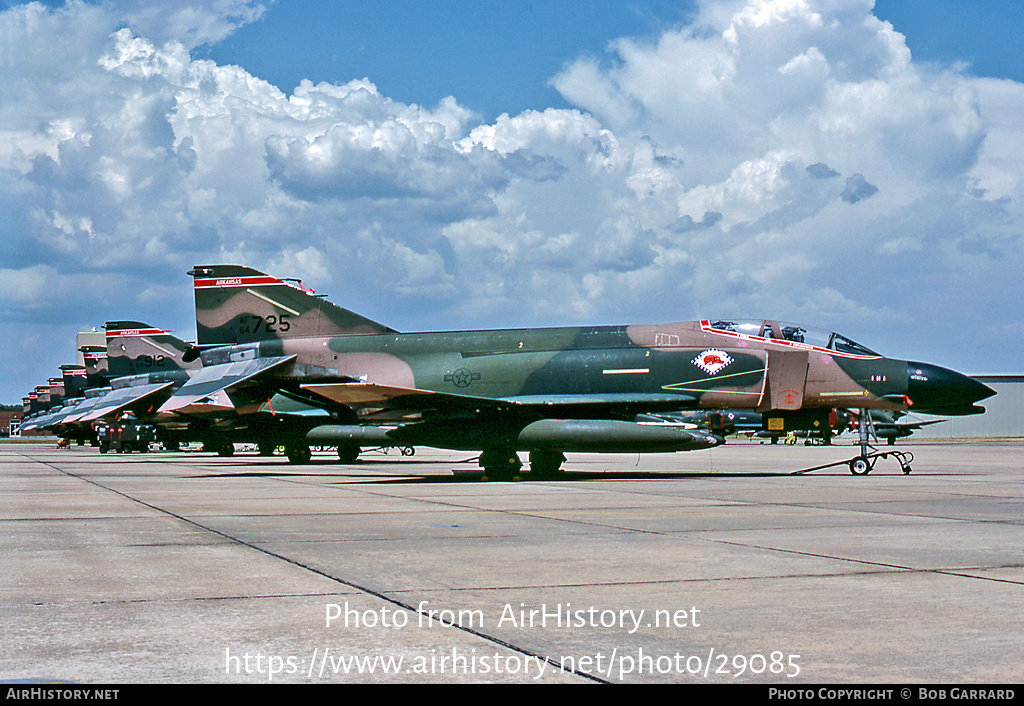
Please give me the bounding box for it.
[171,265,994,478]
[23,322,196,447]
[95,321,336,455]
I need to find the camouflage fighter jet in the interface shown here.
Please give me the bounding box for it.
[22,324,181,444]
[20,358,108,443]
[67,322,200,440]
[92,321,336,455]
[168,265,994,478]
[29,322,207,448]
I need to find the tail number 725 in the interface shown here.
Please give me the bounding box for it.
[238,313,292,334]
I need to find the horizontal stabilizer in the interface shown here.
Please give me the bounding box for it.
[158,356,296,415]
[898,419,943,430]
[79,382,175,422]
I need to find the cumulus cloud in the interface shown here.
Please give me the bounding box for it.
[840,173,878,203]
[2,0,1024,400]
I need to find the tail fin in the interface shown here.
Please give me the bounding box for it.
[33,385,51,410]
[80,345,109,386]
[60,365,89,398]
[104,321,201,377]
[189,265,396,345]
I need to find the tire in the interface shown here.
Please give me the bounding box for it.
[529,450,565,478]
[480,449,522,481]
[337,444,360,463]
[849,456,871,475]
[286,445,312,464]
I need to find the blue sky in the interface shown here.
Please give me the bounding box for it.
[200,0,1024,119]
[875,0,1024,83]
[2,0,1024,404]
[201,0,698,121]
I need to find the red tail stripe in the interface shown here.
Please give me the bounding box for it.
[194,276,286,289]
[105,329,166,337]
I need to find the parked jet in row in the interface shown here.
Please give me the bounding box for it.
[25,320,340,456]
[150,265,994,478]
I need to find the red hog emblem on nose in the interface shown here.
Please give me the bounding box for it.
[692,349,734,375]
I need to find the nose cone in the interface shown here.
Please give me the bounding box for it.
[906,362,996,415]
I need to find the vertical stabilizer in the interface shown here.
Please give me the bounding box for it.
[104,321,201,377]
[80,345,109,386]
[60,365,89,398]
[189,265,396,345]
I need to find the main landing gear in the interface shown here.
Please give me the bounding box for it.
[478,449,523,481]
[528,450,566,479]
[478,449,566,481]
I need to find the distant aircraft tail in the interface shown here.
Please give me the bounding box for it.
[189,265,396,345]
[104,321,201,377]
[80,345,109,386]
[60,365,89,398]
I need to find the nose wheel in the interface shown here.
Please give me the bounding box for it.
[846,450,913,475]
[793,408,915,476]
[844,408,915,475]
[850,455,873,475]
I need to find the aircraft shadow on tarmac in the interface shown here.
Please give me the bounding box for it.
[185,455,873,483]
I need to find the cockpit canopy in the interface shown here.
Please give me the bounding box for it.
[706,319,879,357]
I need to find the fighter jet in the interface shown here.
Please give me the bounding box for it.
[90,321,337,456]
[170,265,994,478]
[19,358,108,443]
[65,322,200,439]
[21,324,179,444]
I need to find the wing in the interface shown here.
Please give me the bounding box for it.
[302,382,698,418]
[301,382,500,411]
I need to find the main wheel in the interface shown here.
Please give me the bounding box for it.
[480,449,522,481]
[286,444,312,464]
[337,444,360,463]
[529,450,565,478]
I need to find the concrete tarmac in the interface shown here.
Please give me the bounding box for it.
[1,440,1022,684]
